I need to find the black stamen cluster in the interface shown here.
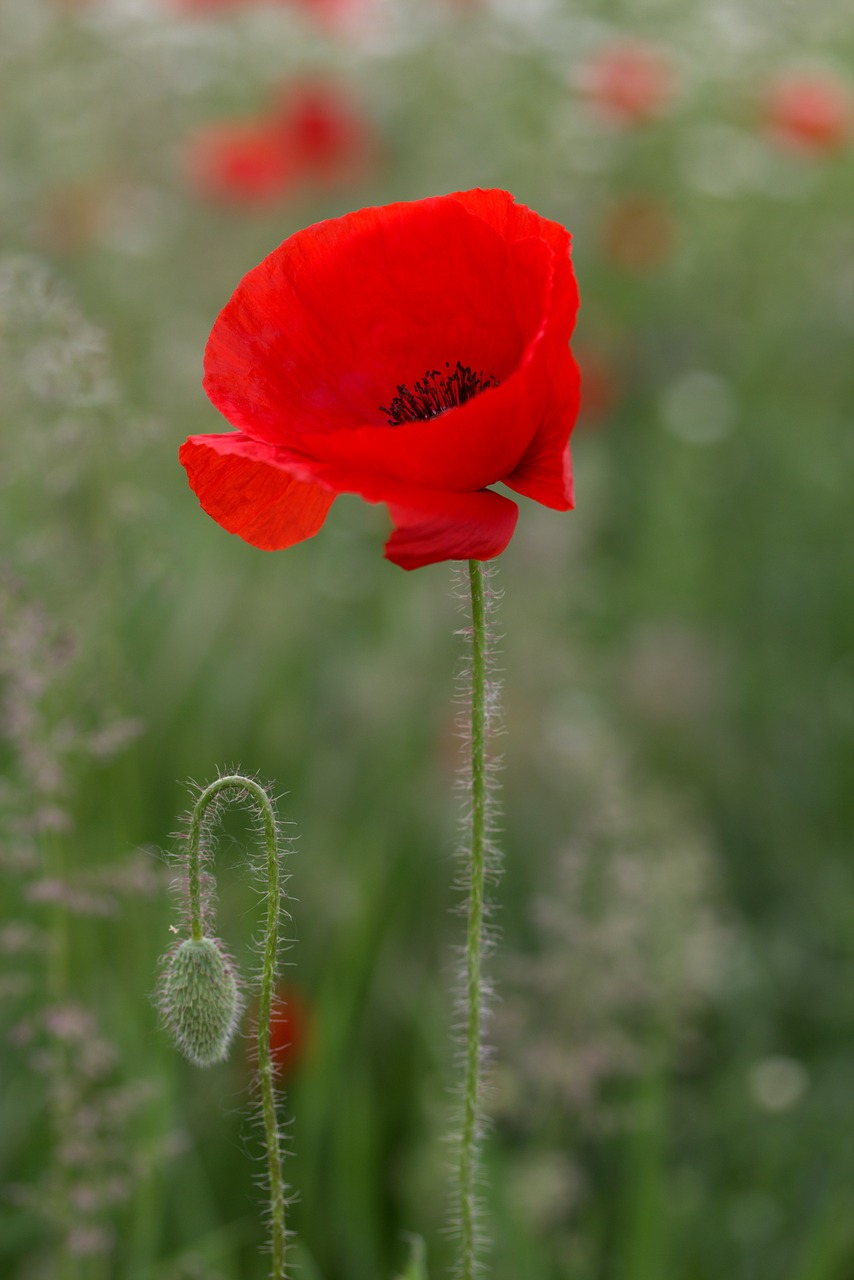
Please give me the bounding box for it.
[380,361,499,427]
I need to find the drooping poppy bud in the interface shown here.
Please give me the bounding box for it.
[159,936,243,1067]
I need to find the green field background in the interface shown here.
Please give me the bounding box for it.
[2,1,854,1277]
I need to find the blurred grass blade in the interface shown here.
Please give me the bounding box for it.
[396,1235,428,1280]
[791,1190,854,1280]
[289,1240,325,1280]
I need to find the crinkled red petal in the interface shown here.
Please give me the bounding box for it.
[294,238,555,492]
[450,188,579,337]
[203,194,554,448]
[179,432,334,550]
[506,346,581,510]
[264,453,519,570]
[443,192,581,510]
[384,487,519,570]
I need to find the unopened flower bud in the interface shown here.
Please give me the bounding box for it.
[159,936,242,1068]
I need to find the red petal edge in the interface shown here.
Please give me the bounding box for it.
[179,433,334,551]
[383,488,519,571]
[505,348,581,510]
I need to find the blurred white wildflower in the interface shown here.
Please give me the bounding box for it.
[507,1150,585,1230]
[0,572,142,844]
[0,559,161,1268]
[25,877,117,917]
[0,254,116,407]
[680,124,774,199]
[0,921,43,955]
[622,619,723,726]
[748,1055,809,1112]
[660,369,736,445]
[6,1002,172,1262]
[495,707,731,1133]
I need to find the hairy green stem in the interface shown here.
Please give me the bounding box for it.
[460,559,489,1280]
[186,774,287,1280]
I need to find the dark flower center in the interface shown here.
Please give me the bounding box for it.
[380,361,499,427]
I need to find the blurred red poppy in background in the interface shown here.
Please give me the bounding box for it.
[246,986,310,1078]
[173,0,356,24]
[38,182,104,253]
[187,80,373,209]
[579,39,672,126]
[273,80,375,187]
[601,195,677,273]
[268,987,309,1076]
[764,71,852,155]
[188,119,293,207]
[576,346,620,428]
[180,189,580,569]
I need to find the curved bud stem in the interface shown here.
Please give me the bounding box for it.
[183,773,288,1280]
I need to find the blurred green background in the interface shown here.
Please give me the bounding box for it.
[2,0,854,1277]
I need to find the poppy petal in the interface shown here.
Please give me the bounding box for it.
[203,195,547,448]
[384,487,519,571]
[179,432,334,550]
[287,235,555,493]
[188,190,580,567]
[272,453,519,570]
[450,188,579,335]
[505,348,581,510]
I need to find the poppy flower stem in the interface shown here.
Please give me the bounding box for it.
[184,774,289,1280]
[459,558,493,1279]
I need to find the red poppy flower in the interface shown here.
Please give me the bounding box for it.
[579,40,672,126]
[172,0,247,11]
[764,71,852,155]
[576,346,619,427]
[601,195,676,273]
[172,0,357,26]
[180,189,580,570]
[271,81,374,187]
[246,986,309,1078]
[187,82,373,209]
[268,988,308,1076]
[187,119,295,208]
[38,183,104,253]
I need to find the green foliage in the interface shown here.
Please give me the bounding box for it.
[2,0,854,1277]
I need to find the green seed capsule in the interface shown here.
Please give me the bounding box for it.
[160,936,242,1067]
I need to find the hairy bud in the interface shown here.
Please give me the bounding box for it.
[159,936,242,1067]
